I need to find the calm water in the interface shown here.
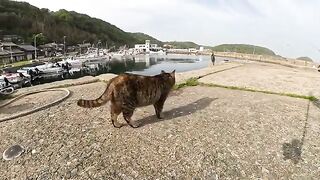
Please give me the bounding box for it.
[127,54,212,75]
[3,54,233,85]
[111,54,225,75]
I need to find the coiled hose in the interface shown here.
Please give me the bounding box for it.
[0,88,70,123]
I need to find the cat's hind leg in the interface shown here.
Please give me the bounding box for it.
[123,108,139,128]
[110,103,123,128]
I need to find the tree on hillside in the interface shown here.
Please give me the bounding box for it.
[0,0,153,47]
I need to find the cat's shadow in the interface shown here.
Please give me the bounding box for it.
[136,97,218,127]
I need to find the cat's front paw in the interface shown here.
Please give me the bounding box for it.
[112,121,124,128]
[129,123,140,128]
[157,114,164,119]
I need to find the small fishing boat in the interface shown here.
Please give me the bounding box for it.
[0,72,31,90]
[0,76,15,95]
[1,72,29,83]
[149,50,166,56]
[57,57,83,68]
[0,84,15,95]
[17,62,64,74]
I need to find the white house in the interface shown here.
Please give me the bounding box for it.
[134,40,162,53]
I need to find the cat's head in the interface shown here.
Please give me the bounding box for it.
[161,70,176,86]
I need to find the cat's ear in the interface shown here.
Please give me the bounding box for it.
[161,70,166,74]
[170,70,176,77]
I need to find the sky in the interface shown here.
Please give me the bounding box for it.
[19,0,320,61]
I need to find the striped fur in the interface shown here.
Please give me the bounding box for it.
[77,80,113,108]
[77,70,176,128]
[77,94,109,108]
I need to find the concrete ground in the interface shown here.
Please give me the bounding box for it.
[199,62,320,98]
[0,61,319,179]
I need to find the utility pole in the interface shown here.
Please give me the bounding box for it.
[63,36,67,57]
[34,33,42,60]
[81,40,86,55]
[10,45,13,63]
[97,40,101,56]
[34,38,36,60]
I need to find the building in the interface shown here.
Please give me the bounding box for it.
[0,42,25,64]
[134,40,162,53]
[0,49,11,65]
[18,45,36,60]
[38,43,60,57]
[0,42,38,64]
[78,43,91,54]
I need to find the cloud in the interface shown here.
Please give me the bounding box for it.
[20,0,320,61]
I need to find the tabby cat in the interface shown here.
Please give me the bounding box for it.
[77,70,176,128]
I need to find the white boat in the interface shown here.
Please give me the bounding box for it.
[77,51,110,63]
[17,63,63,74]
[69,68,81,74]
[57,57,83,68]
[0,73,30,83]
[0,72,32,90]
[17,67,35,74]
[149,50,166,56]
[110,50,135,60]
[35,63,64,74]
[0,75,7,88]
[0,79,15,95]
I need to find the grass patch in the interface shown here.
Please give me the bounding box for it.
[0,94,14,101]
[174,78,199,90]
[1,60,33,68]
[201,82,318,101]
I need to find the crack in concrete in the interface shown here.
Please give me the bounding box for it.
[197,64,244,79]
[282,101,310,164]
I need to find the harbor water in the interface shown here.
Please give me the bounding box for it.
[2,54,232,86]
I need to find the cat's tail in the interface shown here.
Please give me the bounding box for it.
[77,82,112,108]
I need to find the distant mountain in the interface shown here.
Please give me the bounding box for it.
[0,0,154,47]
[158,42,277,57]
[129,32,163,45]
[212,44,276,56]
[297,56,313,62]
[164,41,200,49]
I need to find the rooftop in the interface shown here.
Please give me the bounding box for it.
[18,45,36,51]
[0,49,10,56]
[0,42,17,47]
[9,49,24,54]
[78,43,91,48]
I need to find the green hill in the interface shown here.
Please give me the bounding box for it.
[0,0,153,47]
[164,41,200,49]
[297,56,313,62]
[129,32,162,45]
[212,44,276,56]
